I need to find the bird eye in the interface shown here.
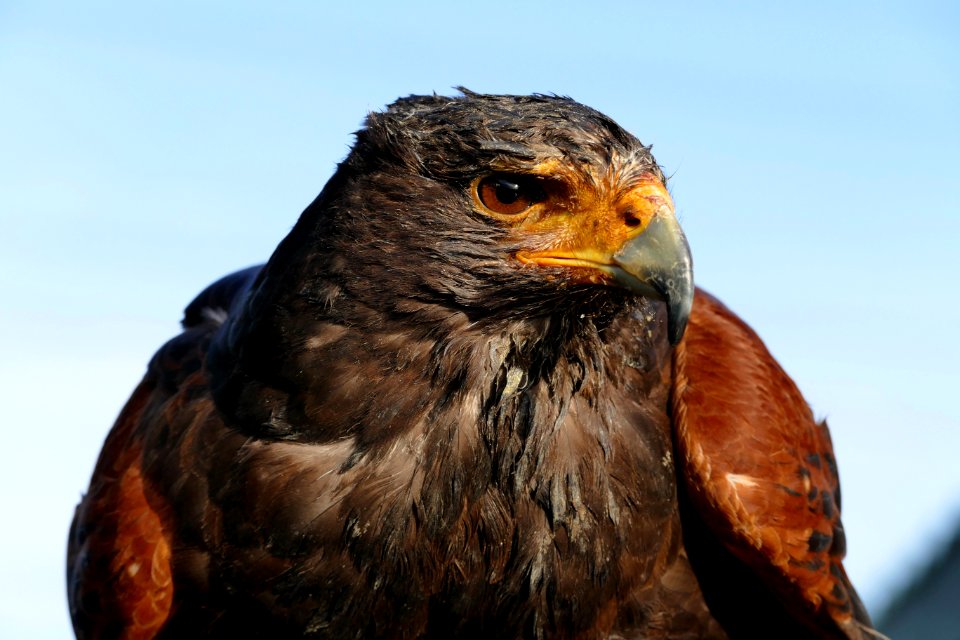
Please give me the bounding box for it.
[476,174,546,216]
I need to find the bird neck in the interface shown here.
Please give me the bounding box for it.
[207,272,672,451]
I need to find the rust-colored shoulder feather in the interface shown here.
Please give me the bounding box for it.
[671,289,875,639]
[67,318,219,639]
[67,380,174,639]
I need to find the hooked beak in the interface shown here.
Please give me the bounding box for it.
[609,213,693,344]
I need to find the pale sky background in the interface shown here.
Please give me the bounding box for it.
[1,1,958,637]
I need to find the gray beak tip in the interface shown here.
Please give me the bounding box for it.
[612,215,694,345]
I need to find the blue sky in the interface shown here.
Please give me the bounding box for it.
[1,1,957,636]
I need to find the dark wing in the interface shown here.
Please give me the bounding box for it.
[67,376,175,640]
[671,290,877,639]
[68,268,257,639]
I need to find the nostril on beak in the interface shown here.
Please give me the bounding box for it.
[623,208,643,228]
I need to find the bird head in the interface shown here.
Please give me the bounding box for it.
[212,92,694,439]
[268,91,693,344]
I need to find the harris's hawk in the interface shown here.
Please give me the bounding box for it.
[67,92,879,639]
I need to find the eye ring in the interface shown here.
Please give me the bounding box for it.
[474,174,547,217]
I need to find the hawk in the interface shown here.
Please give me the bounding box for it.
[68,92,877,639]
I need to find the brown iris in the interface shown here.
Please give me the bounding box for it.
[475,174,546,216]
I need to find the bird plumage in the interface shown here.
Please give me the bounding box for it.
[68,92,875,639]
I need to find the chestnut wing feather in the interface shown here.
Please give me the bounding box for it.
[67,320,222,639]
[67,378,175,640]
[671,290,875,639]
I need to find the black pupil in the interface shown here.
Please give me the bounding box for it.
[494,178,521,204]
